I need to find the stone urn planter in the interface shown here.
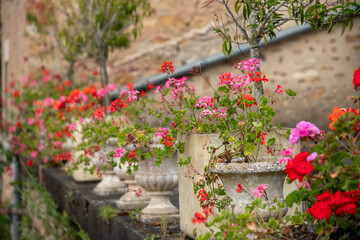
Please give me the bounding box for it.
[135,145,179,224]
[176,129,300,237]
[210,160,288,221]
[114,162,150,211]
[68,119,102,182]
[92,138,126,196]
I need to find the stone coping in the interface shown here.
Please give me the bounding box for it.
[42,167,187,240]
[210,161,286,174]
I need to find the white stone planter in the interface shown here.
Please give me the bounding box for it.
[177,133,222,237]
[69,119,102,182]
[114,163,150,210]
[92,139,126,196]
[210,160,288,221]
[135,150,179,224]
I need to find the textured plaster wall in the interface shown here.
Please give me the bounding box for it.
[1,0,28,122]
[187,18,360,130]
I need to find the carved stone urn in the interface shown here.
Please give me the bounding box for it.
[114,161,150,211]
[92,138,126,196]
[135,143,179,224]
[210,160,288,221]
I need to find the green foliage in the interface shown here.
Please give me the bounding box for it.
[212,0,360,56]
[20,177,90,240]
[98,204,118,221]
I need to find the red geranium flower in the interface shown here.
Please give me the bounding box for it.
[64,80,71,87]
[236,182,243,193]
[127,82,134,90]
[13,91,20,98]
[159,62,174,74]
[27,159,34,168]
[353,67,360,90]
[147,83,154,89]
[307,201,332,220]
[237,94,257,108]
[285,152,313,182]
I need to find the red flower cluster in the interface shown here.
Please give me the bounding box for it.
[249,72,268,82]
[353,67,360,90]
[197,188,209,203]
[84,147,97,157]
[218,72,233,85]
[285,152,313,182]
[13,91,20,98]
[54,152,72,163]
[161,135,174,147]
[147,83,154,89]
[128,150,137,159]
[237,94,257,108]
[257,131,267,145]
[236,182,243,193]
[108,99,128,113]
[159,62,175,74]
[83,85,98,97]
[127,82,134,90]
[92,107,106,121]
[27,159,34,168]
[192,206,213,224]
[307,187,360,221]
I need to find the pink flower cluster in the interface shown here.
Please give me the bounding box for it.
[155,128,169,138]
[289,121,321,145]
[164,77,195,100]
[253,184,268,198]
[127,90,140,102]
[275,85,283,95]
[278,147,294,164]
[236,58,260,73]
[199,108,227,121]
[195,96,215,109]
[114,147,125,158]
[218,72,250,91]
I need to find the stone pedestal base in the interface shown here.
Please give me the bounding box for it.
[93,170,126,196]
[116,180,150,210]
[140,191,179,224]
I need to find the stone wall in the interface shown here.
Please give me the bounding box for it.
[1,0,28,122]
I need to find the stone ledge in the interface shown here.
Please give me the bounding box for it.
[42,167,186,240]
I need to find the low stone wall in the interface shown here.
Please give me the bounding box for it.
[42,167,184,240]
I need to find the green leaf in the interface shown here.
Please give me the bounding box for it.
[285,191,299,207]
[244,144,256,156]
[331,150,350,166]
[263,34,267,46]
[267,138,276,146]
[286,89,297,97]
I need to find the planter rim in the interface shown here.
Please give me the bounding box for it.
[210,161,285,174]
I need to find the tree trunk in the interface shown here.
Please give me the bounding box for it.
[250,45,264,103]
[249,9,264,104]
[66,61,75,84]
[99,46,110,107]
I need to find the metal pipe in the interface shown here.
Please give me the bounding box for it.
[10,156,19,240]
[110,24,312,99]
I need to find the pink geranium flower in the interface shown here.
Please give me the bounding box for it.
[252,184,268,198]
[28,118,35,125]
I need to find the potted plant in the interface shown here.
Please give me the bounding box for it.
[151,59,298,234]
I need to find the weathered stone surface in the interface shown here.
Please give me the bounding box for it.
[42,167,183,240]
